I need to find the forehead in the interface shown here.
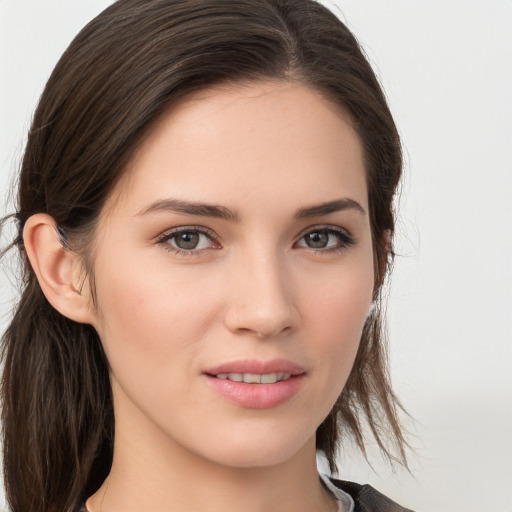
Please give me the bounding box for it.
[107,81,367,218]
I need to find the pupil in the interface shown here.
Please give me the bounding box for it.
[307,232,328,248]
[176,232,199,249]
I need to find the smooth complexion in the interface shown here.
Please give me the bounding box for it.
[55,82,374,511]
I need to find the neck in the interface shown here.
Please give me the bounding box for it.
[86,381,338,512]
[87,422,335,512]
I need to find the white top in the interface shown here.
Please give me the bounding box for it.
[319,473,355,512]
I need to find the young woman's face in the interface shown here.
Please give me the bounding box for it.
[89,81,375,468]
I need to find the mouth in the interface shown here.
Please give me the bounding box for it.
[203,359,305,409]
[204,358,305,382]
[211,372,292,384]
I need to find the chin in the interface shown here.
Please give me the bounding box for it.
[193,424,315,469]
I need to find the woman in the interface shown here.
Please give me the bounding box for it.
[1,0,412,511]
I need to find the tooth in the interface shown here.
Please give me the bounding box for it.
[261,373,278,384]
[243,373,261,384]
[220,372,291,383]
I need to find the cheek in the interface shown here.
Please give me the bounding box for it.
[91,256,221,382]
[301,260,374,393]
[303,254,374,333]
[318,291,370,370]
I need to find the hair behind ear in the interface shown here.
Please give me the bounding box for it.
[316,305,409,473]
[1,276,114,512]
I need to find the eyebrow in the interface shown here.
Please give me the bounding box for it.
[136,197,365,221]
[294,198,366,219]
[136,198,240,221]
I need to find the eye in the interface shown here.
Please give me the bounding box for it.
[295,227,354,251]
[157,227,219,253]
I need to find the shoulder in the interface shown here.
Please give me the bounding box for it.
[329,478,415,512]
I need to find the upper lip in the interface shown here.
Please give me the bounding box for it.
[205,358,305,376]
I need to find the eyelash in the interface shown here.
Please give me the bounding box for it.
[156,225,355,256]
[296,226,355,254]
[156,226,218,256]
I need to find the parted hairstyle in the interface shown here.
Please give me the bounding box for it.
[1,1,407,511]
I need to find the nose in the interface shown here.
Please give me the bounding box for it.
[223,250,299,339]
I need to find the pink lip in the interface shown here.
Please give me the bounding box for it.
[205,358,305,376]
[204,359,305,410]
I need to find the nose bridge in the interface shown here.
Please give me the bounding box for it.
[224,244,297,338]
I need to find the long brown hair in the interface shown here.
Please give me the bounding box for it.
[1,1,406,511]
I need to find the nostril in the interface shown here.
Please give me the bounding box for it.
[223,266,299,337]
[254,324,292,339]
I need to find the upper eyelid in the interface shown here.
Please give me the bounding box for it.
[155,226,220,254]
[156,225,218,241]
[295,224,353,239]
[154,224,353,246]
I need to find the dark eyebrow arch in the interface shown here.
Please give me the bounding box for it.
[294,198,366,219]
[137,197,364,222]
[136,198,240,222]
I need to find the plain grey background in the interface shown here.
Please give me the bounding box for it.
[1,1,511,511]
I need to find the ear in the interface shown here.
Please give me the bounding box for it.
[373,229,392,295]
[23,214,96,325]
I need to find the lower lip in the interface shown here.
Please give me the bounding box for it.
[204,374,304,409]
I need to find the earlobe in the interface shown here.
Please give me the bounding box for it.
[23,214,95,325]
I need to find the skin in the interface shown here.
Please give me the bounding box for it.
[26,81,376,512]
